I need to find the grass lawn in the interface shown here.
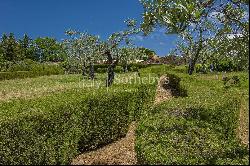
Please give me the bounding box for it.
[0,72,139,102]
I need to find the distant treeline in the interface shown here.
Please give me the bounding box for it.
[0,33,66,63]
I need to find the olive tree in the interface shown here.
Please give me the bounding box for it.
[99,19,140,87]
[139,0,249,75]
[64,30,101,79]
[119,45,146,73]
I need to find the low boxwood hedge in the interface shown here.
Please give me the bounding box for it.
[0,60,64,81]
[0,81,156,164]
[0,65,64,81]
[63,63,159,74]
[135,66,249,165]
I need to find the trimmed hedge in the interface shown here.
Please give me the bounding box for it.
[0,65,64,81]
[0,59,64,81]
[0,81,156,164]
[136,98,248,165]
[62,62,159,74]
[93,63,156,74]
[135,66,249,165]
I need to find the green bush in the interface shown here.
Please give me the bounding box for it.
[172,65,188,73]
[0,82,155,164]
[0,62,64,81]
[61,62,155,74]
[162,73,188,97]
[195,64,209,73]
[216,60,236,72]
[223,75,241,89]
[96,67,107,73]
[136,97,248,165]
[136,66,249,165]
[114,66,123,73]
[60,61,81,74]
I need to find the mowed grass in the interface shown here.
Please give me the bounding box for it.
[0,72,139,102]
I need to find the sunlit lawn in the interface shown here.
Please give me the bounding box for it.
[0,72,138,102]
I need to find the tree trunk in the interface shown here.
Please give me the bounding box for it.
[188,59,194,75]
[106,64,115,87]
[82,62,87,77]
[123,62,128,73]
[188,28,203,75]
[106,59,119,87]
[89,62,95,80]
[188,53,199,75]
[104,49,119,87]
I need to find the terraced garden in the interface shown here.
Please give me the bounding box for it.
[0,65,248,165]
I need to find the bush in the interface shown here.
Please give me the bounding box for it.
[136,97,248,165]
[136,66,249,165]
[130,66,139,72]
[0,71,33,80]
[0,60,14,72]
[216,60,236,72]
[96,67,107,73]
[195,64,209,73]
[162,73,188,97]
[0,82,155,164]
[223,75,241,89]
[0,61,64,81]
[60,61,81,74]
[172,65,188,73]
[114,66,123,73]
[61,62,155,74]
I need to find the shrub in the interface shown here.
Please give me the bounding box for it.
[96,67,107,73]
[114,66,123,73]
[172,65,188,73]
[0,71,32,80]
[130,66,139,72]
[195,64,209,73]
[0,60,14,72]
[223,75,241,89]
[60,61,81,74]
[0,82,155,164]
[136,66,249,165]
[0,62,64,81]
[136,96,248,165]
[162,73,188,97]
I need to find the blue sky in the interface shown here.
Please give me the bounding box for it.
[0,0,178,56]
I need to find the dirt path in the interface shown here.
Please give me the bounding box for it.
[238,98,249,147]
[71,122,137,165]
[71,75,172,165]
[154,75,172,104]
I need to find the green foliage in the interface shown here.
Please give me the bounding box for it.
[195,63,209,73]
[34,37,66,62]
[0,33,20,61]
[0,60,64,80]
[136,65,249,165]
[137,47,155,59]
[163,73,187,97]
[0,33,66,63]
[0,77,155,164]
[223,75,241,89]
[140,0,249,75]
[60,63,156,74]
